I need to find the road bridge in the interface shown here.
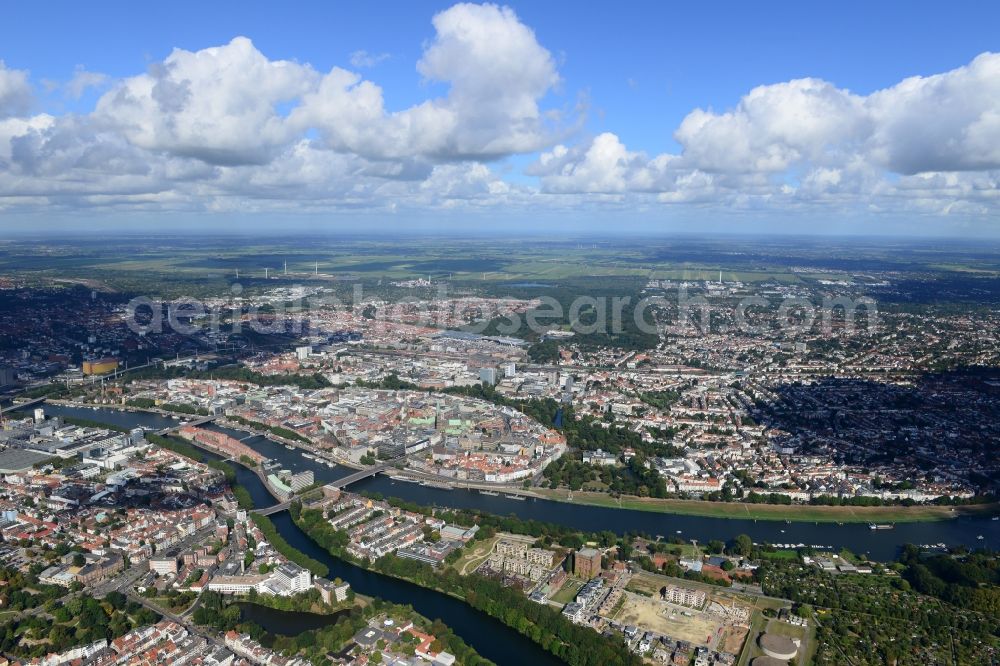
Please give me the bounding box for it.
[256,500,293,516]
[326,461,395,489]
[156,414,219,436]
[1,396,47,413]
[255,456,406,515]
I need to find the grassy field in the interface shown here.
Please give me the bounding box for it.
[674,543,704,559]
[531,489,1000,523]
[550,578,586,605]
[764,618,812,666]
[624,572,662,597]
[736,610,769,666]
[648,268,803,283]
[9,235,1000,295]
[757,550,802,561]
[149,595,196,614]
[450,534,500,575]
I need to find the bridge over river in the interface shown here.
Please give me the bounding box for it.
[325,461,397,489]
[255,459,404,515]
[155,414,218,435]
[0,396,48,416]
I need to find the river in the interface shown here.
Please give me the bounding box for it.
[42,404,562,666]
[43,404,1000,561]
[236,603,352,635]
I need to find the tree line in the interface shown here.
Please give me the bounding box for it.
[292,505,643,666]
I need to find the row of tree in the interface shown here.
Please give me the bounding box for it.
[293,506,643,666]
[249,512,329,577]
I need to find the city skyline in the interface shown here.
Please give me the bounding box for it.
[1,1,999,235]
[2,5,1000,664]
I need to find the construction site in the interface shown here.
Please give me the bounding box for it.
[607,571,755,654]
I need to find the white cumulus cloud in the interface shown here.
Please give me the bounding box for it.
[295,2,561,161]
[65,66,111,99]
[531,52,1000,216]
[348,50,390,68]
[674,78,869,173]
[95,37,316,165]
[0,5,998,222]
[866,52,1000,174]
[0,61,33,118]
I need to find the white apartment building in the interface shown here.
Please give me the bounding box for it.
[149,557,178,576]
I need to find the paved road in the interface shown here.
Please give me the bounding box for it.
[90,565,148,598]
[126,592,227,648]
[92,524,219,598]
[103,525,230,647]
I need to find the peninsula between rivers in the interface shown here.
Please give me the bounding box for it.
[41,399,999,525]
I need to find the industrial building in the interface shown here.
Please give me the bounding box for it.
[82,357,119,375]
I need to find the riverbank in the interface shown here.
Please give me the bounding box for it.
[34,403,1000,559]
[291,504,643,666]
[235,600,353,634]
[249,512,329,577]
[531,488,1000,523]
[213,592,495,666]
[20,402,594,664]
[46,400,998,525]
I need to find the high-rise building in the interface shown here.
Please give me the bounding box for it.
[574,547,602,578]
[560,373,574,391]
[479,367,497,386]
[273,563,311,593]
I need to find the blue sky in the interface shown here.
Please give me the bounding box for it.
[1,1,999,234]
